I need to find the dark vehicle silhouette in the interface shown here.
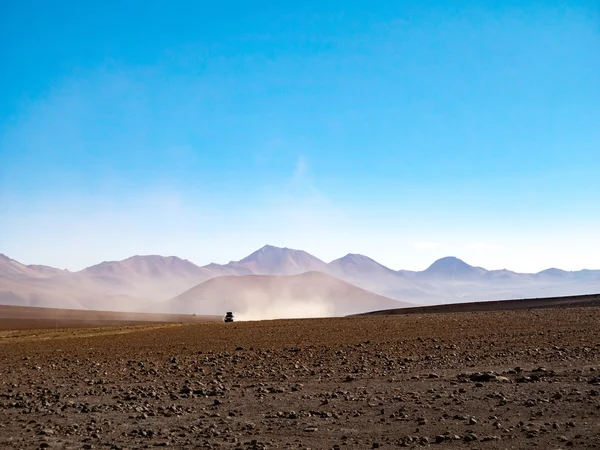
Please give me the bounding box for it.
[224,312,234,323]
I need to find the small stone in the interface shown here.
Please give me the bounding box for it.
[464,433,478,442]
[470,372,497,382]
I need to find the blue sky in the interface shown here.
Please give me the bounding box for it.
[1,0,599,272]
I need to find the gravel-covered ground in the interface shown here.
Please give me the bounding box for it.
[0,308,599,449]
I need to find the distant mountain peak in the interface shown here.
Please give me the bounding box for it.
[260,244,288,251]
[254,244,302,254]
[79,254,204,280]
[237,244,311,262]
[227,245,329,275]
[328,253,400,279]
[332,253,386,268]
[124,254,186,262]
[0,253,67,279]
[432,256,465,264]
[537,268,569,277]
[259,244,291,251]
[340,253,373,262]
[423,256,486,278]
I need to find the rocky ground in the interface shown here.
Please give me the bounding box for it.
[0,308,599,449]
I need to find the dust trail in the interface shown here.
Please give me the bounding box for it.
[234,298,333,321]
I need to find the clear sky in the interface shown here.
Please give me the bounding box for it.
[1,0,599,272]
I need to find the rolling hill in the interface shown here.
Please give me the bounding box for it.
[153,271,409,318]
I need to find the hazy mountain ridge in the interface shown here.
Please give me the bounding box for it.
[0,253,71,279]
[329,253,400,277]
[223,245,331,275]
[327,253,442,303]
[1,247,599,313]
[420,256,488,279]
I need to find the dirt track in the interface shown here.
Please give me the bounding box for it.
[0,308,599,449]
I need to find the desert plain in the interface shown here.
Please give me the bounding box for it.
[0,303,599,450]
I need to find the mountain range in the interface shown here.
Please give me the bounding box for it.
[1,246,599,318]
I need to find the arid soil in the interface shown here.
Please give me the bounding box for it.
[0,305,220,330]
[357,293,600,316]
[0,308,599,449]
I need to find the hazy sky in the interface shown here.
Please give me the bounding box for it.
[1,1,599,272]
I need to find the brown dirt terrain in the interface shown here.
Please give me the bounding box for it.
[355,293,600,316]
[0,305,220,330]
[0,308,599,449]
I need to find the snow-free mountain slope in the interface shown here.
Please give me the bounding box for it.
[572,270,600,281]
[71,255,228,301]
[26,265,71,277]
[536,268,569,278]
[420,256,487,279]
[0,273,152,311]
[1,254,54,279]
[483,269,528,281]
[328,253,443,303]
[329,254,398,277]
[80,255,206,279]
[1,254,217,310]
[0,254,38,279]
[223,245,331,275]
[155,271,408,318]
[0,254,72,279]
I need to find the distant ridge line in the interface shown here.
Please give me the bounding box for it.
[351,293,600,317]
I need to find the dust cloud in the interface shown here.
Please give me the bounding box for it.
[234,298,334,321]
